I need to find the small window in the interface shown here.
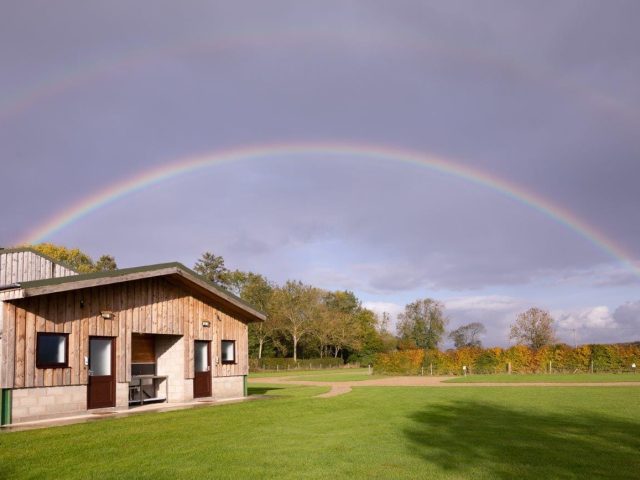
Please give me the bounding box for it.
[36,333,69,368]
[221,340,236,364]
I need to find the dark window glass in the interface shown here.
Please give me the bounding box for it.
[36,333,68,368]
[221,340,235,364]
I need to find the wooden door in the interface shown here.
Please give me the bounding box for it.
[193,341,212,398]
[88,337,116,409]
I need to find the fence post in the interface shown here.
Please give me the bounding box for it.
[507,362,512,374]
[421,366,424,376]
[590,360,594,374]
[430,363,433,376]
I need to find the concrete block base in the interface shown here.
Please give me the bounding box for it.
[11,385,87,424]
[213,376,244,400]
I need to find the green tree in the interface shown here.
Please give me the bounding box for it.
[509,307,556,350]
[95,254,118,271]
[397,298,448,350]
[270,280,321,362]
[323,290,360,314]
[236,272,275,360]
[193,251,230,287]
[449,322,486,348]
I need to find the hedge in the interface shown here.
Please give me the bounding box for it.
[250,357,344,371]
[374,343,640,375]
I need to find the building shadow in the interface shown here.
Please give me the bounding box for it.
[247,386,283,395]
[403,400,640,479]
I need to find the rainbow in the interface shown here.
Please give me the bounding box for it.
[18,142,640,276]
[2,31,637,128]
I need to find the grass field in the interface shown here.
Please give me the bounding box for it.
[285,372,385,382]
[250,367,383,382]
[444,373,640,383]
[250,367,376,379]
[1,383,639,479]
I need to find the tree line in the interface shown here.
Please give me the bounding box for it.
[193,251,395,362]
[26,244,629,366]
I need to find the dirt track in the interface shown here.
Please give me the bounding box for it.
[248,375,640,398]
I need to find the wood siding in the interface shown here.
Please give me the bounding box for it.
[0,250,77,286]
[1,277,249,389]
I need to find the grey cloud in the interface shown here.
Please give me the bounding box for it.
[1,1,639,326]
[555,302,640,345]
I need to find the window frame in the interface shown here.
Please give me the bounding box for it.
[36,332,70,369]
[220,340,236,365]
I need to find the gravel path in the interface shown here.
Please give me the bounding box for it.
[249,375,640,398]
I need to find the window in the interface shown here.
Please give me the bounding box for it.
[36,333,69,368]
[221,340,236,364]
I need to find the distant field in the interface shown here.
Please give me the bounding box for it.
[444,373,640,383]
[1,383,638,479]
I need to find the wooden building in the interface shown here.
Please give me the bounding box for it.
[0,249,264,425]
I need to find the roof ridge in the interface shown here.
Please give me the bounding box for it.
[14,261,265,321]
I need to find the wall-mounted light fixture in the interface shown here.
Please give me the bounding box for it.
[100,311,115,319]
[202,321,211,328]
[80,298,85,308]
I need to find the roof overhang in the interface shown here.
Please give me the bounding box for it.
[0,263,265,323]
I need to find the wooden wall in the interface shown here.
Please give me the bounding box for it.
[0,250,77,286]
[1,276,249,389]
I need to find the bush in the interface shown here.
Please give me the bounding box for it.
[375,350,425,375]
[372,343,640,376]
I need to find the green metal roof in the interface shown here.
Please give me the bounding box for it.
[18,262,180,288]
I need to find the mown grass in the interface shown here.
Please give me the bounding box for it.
[444,372,640,383]
[249,367,372,378]
[285,372,385,382]
[1,384,639,479]
[250,367,382,382]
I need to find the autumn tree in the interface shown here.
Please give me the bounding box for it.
[449,322,486,348]
[270,280,321,361]
[328,311,363,358]
[397,298,448,350]
[31,243,116,273]
[509,307,556,350]
[311,308,334,358]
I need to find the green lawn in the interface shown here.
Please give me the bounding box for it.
[444,373,640,383]
[1,384,639,479]
[285,372,385,382]
[249,367,372,378]
[250,367,382,382]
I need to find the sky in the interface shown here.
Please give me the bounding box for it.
[1,1,639,347]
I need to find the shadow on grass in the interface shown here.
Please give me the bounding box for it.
[247,386,284,395]
[404,400,640,479]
